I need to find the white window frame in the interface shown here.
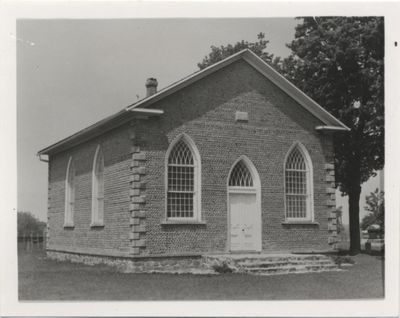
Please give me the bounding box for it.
[64,156,75,227]
[91,145,104,227]
[283,142,314,222]
[165,133,201,221]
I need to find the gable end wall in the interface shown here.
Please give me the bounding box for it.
[135,59,337,255]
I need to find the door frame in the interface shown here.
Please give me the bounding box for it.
[227,155,262,252]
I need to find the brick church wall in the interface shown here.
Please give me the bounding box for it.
[47,124,133,256]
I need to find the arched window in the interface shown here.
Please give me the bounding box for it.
[229,160,253,187]
[91,145,104,226]
[64,157,75,227]
[284,143,313,221]
[166,134,201,220]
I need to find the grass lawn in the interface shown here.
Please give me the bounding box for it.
[18,247,384,300]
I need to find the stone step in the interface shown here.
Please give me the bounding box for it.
[246,264,340,275]
[144,267,217,275]
[202,254,343,276]
[237,259,335,268]
[205,255,333,263]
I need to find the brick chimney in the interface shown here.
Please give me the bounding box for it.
[145,78,158,97]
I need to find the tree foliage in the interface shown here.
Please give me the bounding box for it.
[360,213,377,231]
[361,188,384,230]
[280,17,384,193]
[197,33,275,70]
[17,211,46,237]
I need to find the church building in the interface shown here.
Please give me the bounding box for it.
[38,49,349,263]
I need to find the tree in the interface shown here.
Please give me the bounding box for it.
[17,211,46,238]
[197,32,274,70]
[361,188,384,230]
[280,17,384,253]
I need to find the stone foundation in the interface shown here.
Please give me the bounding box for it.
[47,249,345,276]
[47,250,216,274]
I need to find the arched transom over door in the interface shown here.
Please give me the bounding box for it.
[228,157,261,252]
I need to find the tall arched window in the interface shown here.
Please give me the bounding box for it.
[284,143,314,221]
[166,134,201,220]
[64,157,75,227]
[91,145,104,226]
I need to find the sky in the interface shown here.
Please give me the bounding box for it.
[17,18,381,223]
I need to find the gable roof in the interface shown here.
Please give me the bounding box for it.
[38,49,350,156]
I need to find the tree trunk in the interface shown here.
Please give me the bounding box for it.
[348,184,362,254]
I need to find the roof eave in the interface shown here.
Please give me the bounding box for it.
[37,109,163,156]
[315,125,351,132]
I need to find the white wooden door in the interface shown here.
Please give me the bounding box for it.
[229,193,257,251]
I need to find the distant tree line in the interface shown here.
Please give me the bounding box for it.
[17,211,46,238]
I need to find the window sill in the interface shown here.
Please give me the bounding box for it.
[282,221,319,225]
[63,223,75,229]
[161,220,206,225]
[90,223,105,228]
